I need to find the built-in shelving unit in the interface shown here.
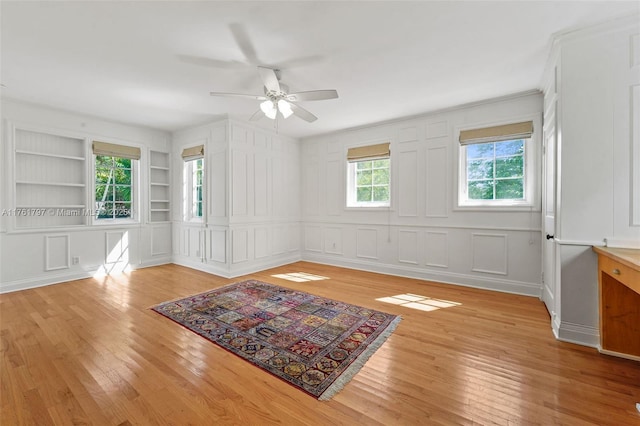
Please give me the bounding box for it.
[149,150,170,222]
[14,129,87,228]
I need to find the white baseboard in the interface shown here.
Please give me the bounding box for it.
[171,253,302,279]
[302,253,542,297]
[0,259,172,294]
[556,321,599,348]
[0,270,95,293]
[171,257,230,278]
[228,254,302,278]
[598,348,640,362]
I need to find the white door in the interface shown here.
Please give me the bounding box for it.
[542,113,557,318]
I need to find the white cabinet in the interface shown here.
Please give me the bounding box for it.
[149,150,170,222]
[14,129,87,228]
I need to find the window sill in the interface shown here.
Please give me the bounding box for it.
[344,206,393,212]
[93,219,139,226]
[454,203,540,212]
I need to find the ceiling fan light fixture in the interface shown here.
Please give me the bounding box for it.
[278,99,293,119]
[260,100,275,114]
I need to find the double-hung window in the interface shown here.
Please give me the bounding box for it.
[93,141,140,221]
[458,121,535,208]
[182,145,204,221]
[346,142,391,208]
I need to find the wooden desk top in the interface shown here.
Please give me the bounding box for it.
[592,246,640,272]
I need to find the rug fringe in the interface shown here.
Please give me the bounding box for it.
[318,315,402,401]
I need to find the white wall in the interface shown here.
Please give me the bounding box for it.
[547,15,640,346]
[0,100,172,292]
[171,119,301,278]
[300,92,544,296]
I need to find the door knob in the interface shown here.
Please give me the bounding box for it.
[546,234,555,240]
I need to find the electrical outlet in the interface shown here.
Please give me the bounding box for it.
[72,256,80,265]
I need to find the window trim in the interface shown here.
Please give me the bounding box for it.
[455,116,541,211]
[91,152,139,225]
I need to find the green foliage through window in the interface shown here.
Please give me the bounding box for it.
[466,140,524,200]
[354,158,390,204]
[95,155,133,219]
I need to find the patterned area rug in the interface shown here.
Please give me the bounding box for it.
[152,280,401,400]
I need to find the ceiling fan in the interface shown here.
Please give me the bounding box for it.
[209,66,338,123]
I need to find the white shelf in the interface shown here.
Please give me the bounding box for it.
[15,150,85,161]
[14,129,87,229]
[149,151,170,223]
[16,181,86,187]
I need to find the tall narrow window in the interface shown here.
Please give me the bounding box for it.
[182,145,205,221]
[346,142,391,208]
[93,141,140,221]
[192,158,203,218]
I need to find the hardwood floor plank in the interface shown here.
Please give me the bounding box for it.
[1,262,639,425]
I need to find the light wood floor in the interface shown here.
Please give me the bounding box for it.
[1,262,639,425]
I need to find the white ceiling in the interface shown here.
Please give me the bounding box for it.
[2,1,638,139]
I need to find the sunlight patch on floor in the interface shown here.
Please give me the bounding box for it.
[376,293,461,312]
[271,272,330,282]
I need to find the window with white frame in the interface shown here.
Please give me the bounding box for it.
[346,142,391,208]
[182,145,204,221]
[458,121,535,207]
[93,141,140,221]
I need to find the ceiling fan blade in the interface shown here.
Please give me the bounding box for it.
[229,23,259,64]
[177,54,245,70]
[249,109,263,121]
[258,67,281,93]
[290,103,317,122]
[209,92,267,101]
[278,54,324,69]
[286,90,339,102]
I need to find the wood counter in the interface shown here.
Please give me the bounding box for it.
[592,246,640,360]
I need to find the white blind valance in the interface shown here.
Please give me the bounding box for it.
[459,121,533,145]
[347,142,390,161]
[182,145,204,161]
[92,141,141,160]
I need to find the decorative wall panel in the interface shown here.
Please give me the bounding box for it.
[151,225,171,256]
[326,160,342,216]
[398,150,418,217]
[209,229,227,263]
[254,155,269,216]
[398,126,417,143]
[232,228,249,263]
[105,231,127,264]
[425,231,448,268]
[425,146,448,217]
[324,227,343,255]
[472,233,507,275]
[255,227,269,259]
[398,230,418,264]
[232,150,248,216]
[304,226,322,252]
[45,234,70,271]
[356,228,378,259]
[426,120,448,139]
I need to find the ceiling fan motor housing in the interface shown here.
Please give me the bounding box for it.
[264,83,289,101]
